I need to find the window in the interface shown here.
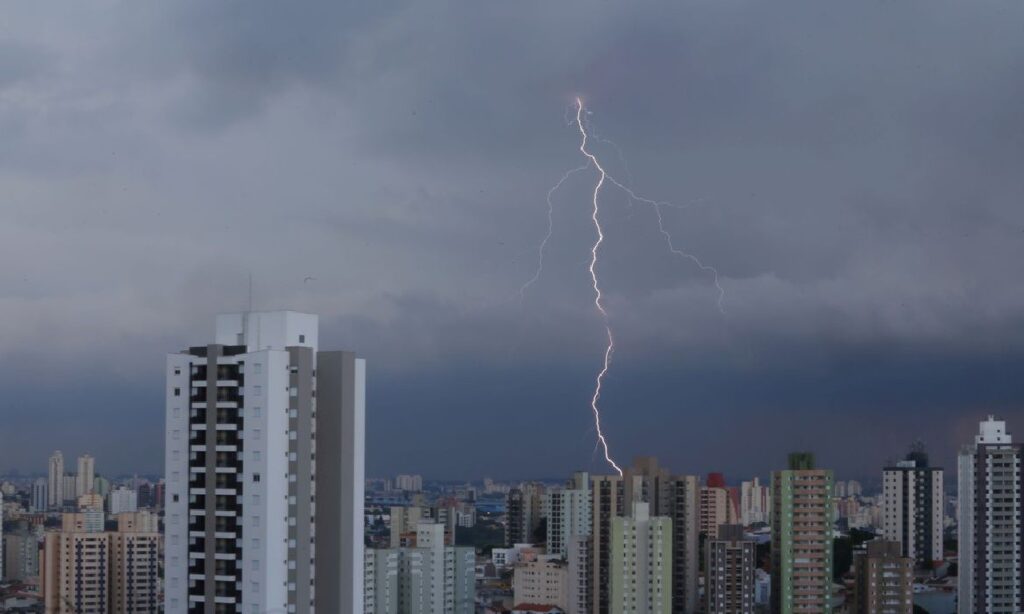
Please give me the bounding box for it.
[254,363,262,374]
[253,473,261,483]
[254,385,262,397]
[299,334,305,343]
[174,367,181,375]
[173,387,180,397]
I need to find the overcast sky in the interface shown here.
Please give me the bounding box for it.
[1,0,1023,482]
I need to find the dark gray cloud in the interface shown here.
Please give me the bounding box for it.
[0,0,1023,481]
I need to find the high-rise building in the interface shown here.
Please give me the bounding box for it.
[109,513,161,613]
[740,477,770,526]
[109,486,138,515]
[363,523,475,614]
[705,525,755,614]
[4,522,40,582]
[506,483,545,546]
[847,480,863,497]
[48,451,64,508]
[164,311,366,614]
[31,477,48,513]
[958,416,1024,614]
[882,444,943,567]
[699,483,732,539]
[609,501,672,614]
[42,511,160,613]
[389,505,458,547]
[545,471,591,558]
[76,454,95,497]
[390,505,426,547]
[62,474,76,505]
[395,474,423,492]
[77,492,104,512]
[591,458,699,614]
[514,556,569,610]
[771,452,834,614]
[566,534,592,614]
[851,540,912,614]
[94,475,111,498]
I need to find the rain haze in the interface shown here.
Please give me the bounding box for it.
[2,1,1023,482]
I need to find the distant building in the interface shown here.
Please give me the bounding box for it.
[363,523,474,614]
[958,416,1024,614]
[609,501,671,614]
[882,444,943,567]
[507,483,545,546]
[390,505,458,547]
[771,452,834,614]
[544,472,591,558]
[31,478,47,513]
[851,540,912,614]
[62,474,76,506]
[4,523,40,582]
[847,480,863,497]
[395,474,423,492]
[48,451,64,508]
[704,525,755,614]
[94,475,111,498]
[700,484,732,539]
[76,454,95,497]
[739,477,770,526]
[514,556,568,610]
[109,486,138,515]
[77,493,103,512]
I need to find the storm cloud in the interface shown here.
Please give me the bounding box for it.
[1,0,1023,482]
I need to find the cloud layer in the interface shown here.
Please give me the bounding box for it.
[1,0,1023,481]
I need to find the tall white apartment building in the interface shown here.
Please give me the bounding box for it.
[958,416,1024,614]
[739,477,770,525]
[48,451,64,508]
[609,501,672,614]
[76,454,95,497]
[544,471,591,558]
[882,446,943,567]
[364,523,475,614]
[164,311,365,614]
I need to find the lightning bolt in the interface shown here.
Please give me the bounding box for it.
[601,175,726,314]
[574,97,624,477]
[519,163,590,303]
[522,97,724,477]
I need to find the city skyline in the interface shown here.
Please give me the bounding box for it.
[2,1,1024,483]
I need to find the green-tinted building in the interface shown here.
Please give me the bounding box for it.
[609,501,672,614]
[771,452,834,614]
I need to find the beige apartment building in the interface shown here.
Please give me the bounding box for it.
[42,511,160,613]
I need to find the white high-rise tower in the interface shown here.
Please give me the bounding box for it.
[958,416,1023,614]
[164,311,365,614]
